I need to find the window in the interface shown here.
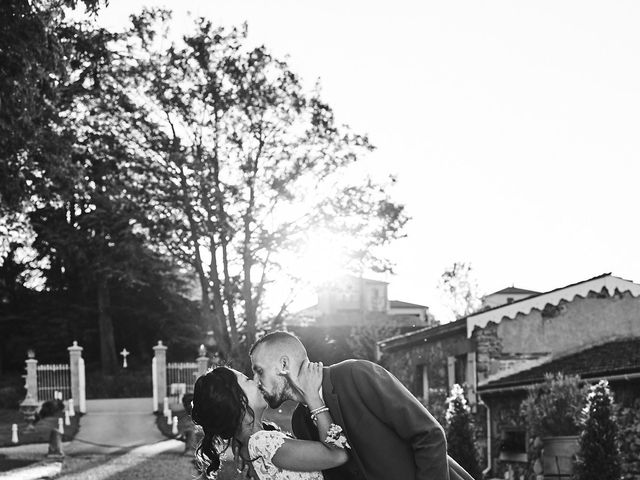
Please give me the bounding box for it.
[454,354,467,386]
[499,428,527,462]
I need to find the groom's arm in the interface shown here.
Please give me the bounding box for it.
[349,361,449,480]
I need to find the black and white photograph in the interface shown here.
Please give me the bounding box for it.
[1,1,639,479]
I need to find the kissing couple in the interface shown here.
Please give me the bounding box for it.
[191,331,475,480]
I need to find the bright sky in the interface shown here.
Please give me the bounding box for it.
[95,0,640,322]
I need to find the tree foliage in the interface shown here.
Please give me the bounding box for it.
[574,380,621,480]
[0,6,408,372]
[520,373,587,438]
[1,2,197,373]
[438,261,481,319]
[109,10,407,366]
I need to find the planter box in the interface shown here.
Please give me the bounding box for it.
[542,436,579,479]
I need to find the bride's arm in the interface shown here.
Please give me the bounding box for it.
[271,361,348,471]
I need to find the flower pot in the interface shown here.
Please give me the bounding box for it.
[542,436,579,479]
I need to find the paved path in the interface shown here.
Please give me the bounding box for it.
[65,398,171,455]
[0,398,192,480]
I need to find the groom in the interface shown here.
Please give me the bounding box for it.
[250,331,475,480]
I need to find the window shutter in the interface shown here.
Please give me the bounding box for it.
[466,352,477,405]
[447,356,455,390]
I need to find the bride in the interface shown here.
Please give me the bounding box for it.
[191,361,349,479]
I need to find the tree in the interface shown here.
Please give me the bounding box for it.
[445,384,482,480]
[0,0,103,208]
[438,262,481,319]
[346,323,401,362]
[113,10,408,366]
[574,380,621,480]
[1,3,187,373]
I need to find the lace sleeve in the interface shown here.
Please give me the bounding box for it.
[248,430,287,463]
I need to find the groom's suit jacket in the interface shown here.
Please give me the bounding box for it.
[291,360,475,480]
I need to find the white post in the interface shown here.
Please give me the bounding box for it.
[153,341,167,413]
[58,418,64,434]
[68,342,84,413]
[196,345,209,377]
[166,410,172,425]
[68,398,75,417]
[78,357,86,414]
[65,410,71,426]
[11,424,18,444]
[152,356,158,412]
[172,416,178,435]
[25,352,38,402]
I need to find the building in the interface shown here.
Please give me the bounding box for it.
[378,273,640,479]
[480,286,540,310]
[287,275,434,328]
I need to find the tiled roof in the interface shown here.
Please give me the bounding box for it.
[377,318,467,351]
[478,337,640,392]
[486,287,540,296]
[389,300,427,309]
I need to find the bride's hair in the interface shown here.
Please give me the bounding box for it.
[191,366,255,479]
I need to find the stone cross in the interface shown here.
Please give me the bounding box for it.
[120,348,130,368]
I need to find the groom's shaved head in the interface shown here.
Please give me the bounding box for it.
[250,331,309,407]
[249,330,308,362]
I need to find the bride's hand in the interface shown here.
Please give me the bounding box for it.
[279,360,323,407]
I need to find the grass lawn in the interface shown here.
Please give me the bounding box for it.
[0,408,80,447]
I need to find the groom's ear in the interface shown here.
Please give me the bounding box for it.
[280,355,290,371]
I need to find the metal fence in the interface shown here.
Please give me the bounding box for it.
[167,362,198,403]
[36,363,71,401]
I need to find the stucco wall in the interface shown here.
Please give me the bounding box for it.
[496,291,640,355]
[473,290,640,382]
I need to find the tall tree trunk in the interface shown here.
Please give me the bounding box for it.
[242,178,257,348]
[207,235,231,354]
[97,277,118,374]
[210,109,239,350]
[179,162,231,358]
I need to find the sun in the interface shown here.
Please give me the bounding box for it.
[289,232,351,286]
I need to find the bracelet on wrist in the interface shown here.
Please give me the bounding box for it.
[310,406,330,424]
[309,405,327,416]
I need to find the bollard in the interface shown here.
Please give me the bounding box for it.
[11,424,18,444]
[163,397,169,414]
[68,398,75,417]
[58,417,64,434]
[172,416,179,436]
[166,410,172,425]
[47,428,64,458]
[65,410,71,426]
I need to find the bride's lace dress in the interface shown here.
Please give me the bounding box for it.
[248,430,324,480]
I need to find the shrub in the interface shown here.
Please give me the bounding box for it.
[520,373,587,437]
[574,380,621,480]
[0,386,23,409]
[616,397,640,480]
[445,384,482,480]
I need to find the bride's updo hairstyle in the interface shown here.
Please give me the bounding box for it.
[191,366,254,479]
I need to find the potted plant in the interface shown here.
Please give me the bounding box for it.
[520,373,587,479]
